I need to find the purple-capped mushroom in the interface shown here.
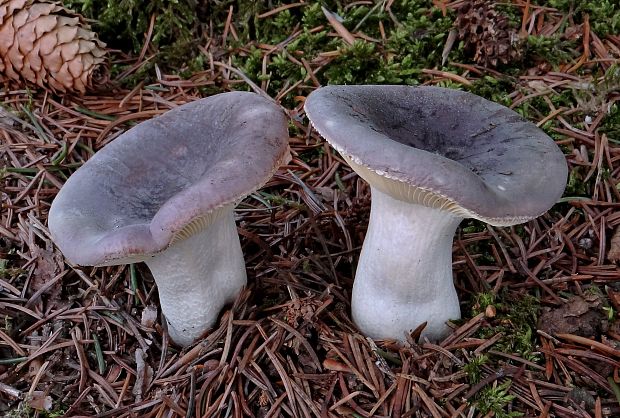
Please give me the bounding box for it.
[304,85,567,341]
[49,92,290,346]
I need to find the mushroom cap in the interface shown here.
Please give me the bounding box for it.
[304,85,567,225]
[49,92,290,266]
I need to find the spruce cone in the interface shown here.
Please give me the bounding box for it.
[0,0,107,93]
[455,0,521,68]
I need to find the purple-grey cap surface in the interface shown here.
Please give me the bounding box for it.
[304,85,568,224]
[49,92,290,266]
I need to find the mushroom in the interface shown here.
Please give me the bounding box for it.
[304,85,567,341]
[49,92,290,346]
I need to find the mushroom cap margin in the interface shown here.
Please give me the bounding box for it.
[49,92,290,266]
[304,85,568,224]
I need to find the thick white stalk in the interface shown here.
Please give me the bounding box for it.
[352,187,463,341]
[146,209,246,346]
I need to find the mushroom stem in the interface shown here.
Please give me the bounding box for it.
[352,187,463,341]
[145,207,246,346]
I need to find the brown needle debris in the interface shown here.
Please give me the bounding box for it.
[2,1,620,417]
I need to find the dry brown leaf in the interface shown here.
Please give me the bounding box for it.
[323,358,352,373]
[28,391,52,411]
[30,246,63,308]
[538,295,606,338]
[140,305,158,328]
[607,287,620,312]
[607,226,620,262]
[132,348,153,402]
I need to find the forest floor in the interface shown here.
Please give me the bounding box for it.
[2,1,620,417]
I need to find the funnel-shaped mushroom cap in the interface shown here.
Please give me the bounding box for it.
[304,85,567,225]
[49,92,290,266]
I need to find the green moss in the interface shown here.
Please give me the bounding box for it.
[525,35,579,68]
[63,0,203,71]
[472,380,523,418]
[59,0,459,95]
[297,147,325,164]
[0,259,24,280]
[3,403,32,418]
[383,2,458,69]
[513,95,550,120]
[599,68,620,141]
[323,40,381,84]
[467,76,515,106]
[255,8,297,44]
[3,401,66,418]
[461,219,488,235]
[601,104,620,142]
[301,3,326,29]
[462,354,489,384]
[458,220,497,265]
[474,291,540,361]
[547,0,620,37]
[493,3,525,28]
[229,1,458,103]
[565,167,588,196]
[257,191,303,210]
[471,292,497,316]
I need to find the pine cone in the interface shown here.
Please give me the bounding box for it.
[455,0,521,68]
[0,0,107,93]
